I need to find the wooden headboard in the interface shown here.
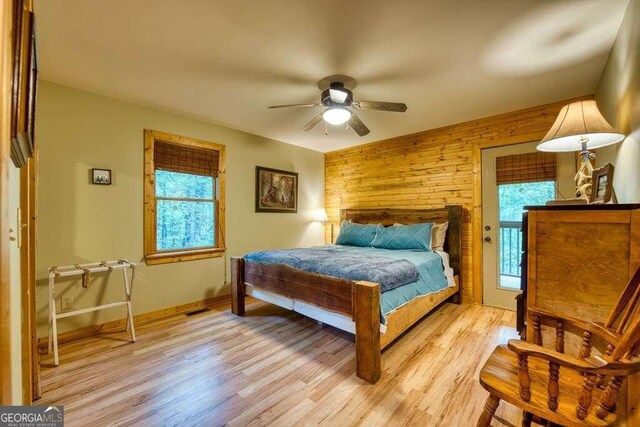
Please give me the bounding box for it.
[340,206,463,279]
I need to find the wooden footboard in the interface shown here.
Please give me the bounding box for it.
[231,256,382,383]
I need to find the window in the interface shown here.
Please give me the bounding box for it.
[494,151,557,289]
[144,130,225,265]
[497,181,555,289]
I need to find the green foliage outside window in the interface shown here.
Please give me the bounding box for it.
[498,181,555,281]
[498,181,555,222]
[156,170,215,250]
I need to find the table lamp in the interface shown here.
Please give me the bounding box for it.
[315,208,333,243]
[537,100,625,199]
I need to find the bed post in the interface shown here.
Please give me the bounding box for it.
[354,281,381,384]
[447,205,463,305]
[231,257,245,316]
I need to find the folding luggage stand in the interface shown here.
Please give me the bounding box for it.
[47,259,136,366]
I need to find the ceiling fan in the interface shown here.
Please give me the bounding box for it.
[268,81,407,137]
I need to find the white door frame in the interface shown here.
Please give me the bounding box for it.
[481,142,540,310]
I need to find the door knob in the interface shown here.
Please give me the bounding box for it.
[484,236,492,243]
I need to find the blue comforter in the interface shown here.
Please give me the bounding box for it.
[244,247,419,293]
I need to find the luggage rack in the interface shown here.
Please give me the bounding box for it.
[47,259,136,366]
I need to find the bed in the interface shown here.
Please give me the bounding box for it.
[230,206,463,384]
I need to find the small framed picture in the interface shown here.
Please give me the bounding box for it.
[92,168,112,185]
[589,163,615,204]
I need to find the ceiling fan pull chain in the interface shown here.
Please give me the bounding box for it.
[325,122,328,136]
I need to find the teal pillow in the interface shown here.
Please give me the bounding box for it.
[372,223,433,250]
[335,221,378,247]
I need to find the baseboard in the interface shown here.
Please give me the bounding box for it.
[38,293,231,351]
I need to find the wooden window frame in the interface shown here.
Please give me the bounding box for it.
[144,129,226,265]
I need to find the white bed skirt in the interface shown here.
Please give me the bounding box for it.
[246,283,388,334]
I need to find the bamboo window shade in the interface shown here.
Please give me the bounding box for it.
[495,152,557,185]
[154,140,219,177]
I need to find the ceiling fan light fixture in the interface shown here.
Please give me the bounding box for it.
[322,107,351,125]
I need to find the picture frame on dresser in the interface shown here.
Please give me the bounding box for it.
[589,163,616,204]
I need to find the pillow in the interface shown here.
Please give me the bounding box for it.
[431,221,449,252]
[372,223,433,250]
[335,221,378,247]
[393,222,448,251]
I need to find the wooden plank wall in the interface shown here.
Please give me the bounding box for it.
[325,96,592,304]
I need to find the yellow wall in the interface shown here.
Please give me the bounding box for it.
[596,0,640,203]
[35,81,325,336]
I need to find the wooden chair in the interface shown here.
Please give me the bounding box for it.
[477,267,640,426]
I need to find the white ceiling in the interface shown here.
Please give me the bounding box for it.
[34,0,629,153]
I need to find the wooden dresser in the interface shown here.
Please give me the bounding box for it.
[521,204,640,328]
[519,204,640,423]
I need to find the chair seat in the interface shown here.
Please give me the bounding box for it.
[479,345,617,427]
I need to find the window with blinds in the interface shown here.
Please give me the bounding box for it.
[144,130,226,265]
[494,151,557,290]
[495,152,557,185]
[154,141,219,177]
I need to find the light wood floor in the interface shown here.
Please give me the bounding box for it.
[39,298,523,426]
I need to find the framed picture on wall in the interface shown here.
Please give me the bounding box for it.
[589,163,615,204]
[10,2,37,168]
[255,166,298,213]
[92,168,112,185]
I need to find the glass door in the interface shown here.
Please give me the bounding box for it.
[482,142,559,310]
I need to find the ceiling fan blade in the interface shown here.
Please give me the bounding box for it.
[301,112,324,132]
[329,88,348,104]
[268,103,321,109]
[352,100,407,112]
[348,112,370,137]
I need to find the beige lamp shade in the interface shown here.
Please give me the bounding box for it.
[537,100,625,152]
[315,208,329,223]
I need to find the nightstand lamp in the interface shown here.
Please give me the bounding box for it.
[315,208,333,243]
[537,100,625,200]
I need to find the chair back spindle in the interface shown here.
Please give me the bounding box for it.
[577,373,598,420]
[605,267,640,332]
[555,321,564,354]
[532,315,542,346]
[548,362,560,411]
[518,354,531,401]
[579,331,593,359]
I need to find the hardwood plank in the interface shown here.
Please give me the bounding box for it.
[38,298,530,426]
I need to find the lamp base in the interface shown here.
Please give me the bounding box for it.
[574,156,595,199]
